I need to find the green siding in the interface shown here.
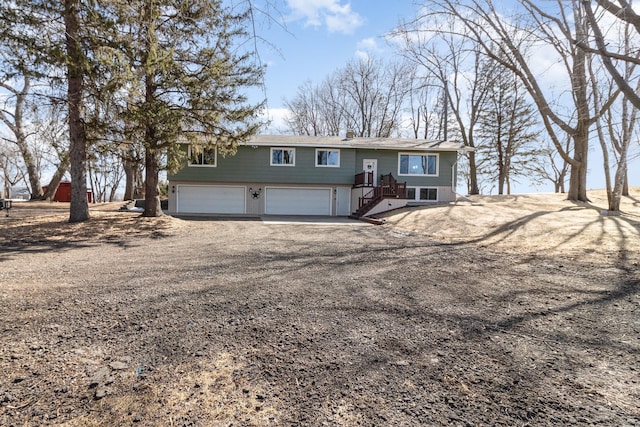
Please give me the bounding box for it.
[169,145,357,184]
[169,144,457,187]
[355,149,456,187]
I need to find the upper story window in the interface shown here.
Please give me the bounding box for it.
[189,145,217,167]
[399,153,438,176]
[316,149,340,167]
[271,148,295,166]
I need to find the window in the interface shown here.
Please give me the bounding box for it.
[419,188,438,201]
[271,148,295,166]
[399,153,438,176]
[406,187,438,201]
[316,149,340,167]
[188,145,217,167]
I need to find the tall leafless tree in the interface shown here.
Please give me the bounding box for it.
[583,0,640,110]
[284,56,411,138]
[393,19,496,195]
[476,64,543,195]
[0,73,44,199]
[400,0,615,202]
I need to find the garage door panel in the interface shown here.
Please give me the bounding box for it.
[178,185,245,214]
[265,188,331,215]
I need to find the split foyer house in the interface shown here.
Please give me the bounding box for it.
[167,134,465,217]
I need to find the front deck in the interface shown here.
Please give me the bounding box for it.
[352,173,407,217]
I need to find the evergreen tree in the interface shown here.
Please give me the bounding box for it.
[113,0,265,216]
[2,0,265,218]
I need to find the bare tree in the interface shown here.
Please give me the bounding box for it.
[476,64,543,194]
[0,73,44,199]
[583,1,640,110]
[338,56,410,137]
[284,56,410,138]
[582,1,640,210]
[591,46,639,210]
[88,148,125,202]
[317,76,348,136]
[405,70,446,140]
[394,19,496,194]
[284,80,328,136]
[0,141,25,198]
[402,0,614,202]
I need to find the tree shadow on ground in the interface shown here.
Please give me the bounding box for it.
[464,200,640,270]
[0,212,178,262]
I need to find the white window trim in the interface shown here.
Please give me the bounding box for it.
[398,152,439,176]
[407,186,439,202]
[270,147,296,166]
[315,148,340,168]
[188,145,217,167]
[419,187,438,201]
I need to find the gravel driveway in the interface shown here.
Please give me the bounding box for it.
[1,213,639,426]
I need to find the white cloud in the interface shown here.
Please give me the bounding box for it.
[286,0,364,34]
[354,37,383,60]
[259,108,291,134]
[354,50,370,61]
[356,37,379,51]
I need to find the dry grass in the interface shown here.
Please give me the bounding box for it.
[5,191,640,264]
[381,189,640,263]
[2,202,185,247]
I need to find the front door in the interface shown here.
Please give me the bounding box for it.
[363,159,378,186]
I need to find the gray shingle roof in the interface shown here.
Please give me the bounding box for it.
[243,134,464,152]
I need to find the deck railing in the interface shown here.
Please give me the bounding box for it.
[357,173,407,211]
[354,171,374,187]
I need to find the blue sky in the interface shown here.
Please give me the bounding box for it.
[252,0,418,131]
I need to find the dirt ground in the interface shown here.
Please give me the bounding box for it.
[0,191,639,426]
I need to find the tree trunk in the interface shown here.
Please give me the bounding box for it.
[42,153,70,200]
[135,166,144,199]
[18,141,43,199]
[108,183,117,202]
[567,144,588,202]
[467,151,480,195]
[65,0,89,222]
[567,37,590,203]
[9,76,43,199]
[142,148,163,217]
[610,137,630,211]
[122,156,144,200]
[2,169,10,198]
[123,157,135,200]
[141,0,161,217]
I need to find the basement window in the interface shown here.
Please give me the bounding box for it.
[407,187,438,202]
[419,188,438,201]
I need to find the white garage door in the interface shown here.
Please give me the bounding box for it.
[265,188,332,215]
[177,185,245,214]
